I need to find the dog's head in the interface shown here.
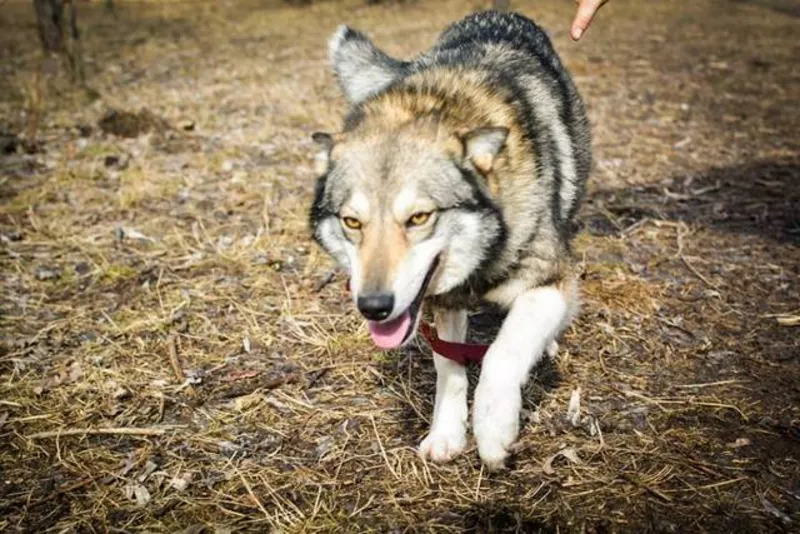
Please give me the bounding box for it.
[310,119,507,349]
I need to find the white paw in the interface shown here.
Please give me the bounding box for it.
[473,380,521,471]
[418,426,467,463]
[546,340,559,359]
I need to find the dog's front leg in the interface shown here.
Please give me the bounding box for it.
[473,285,572,470]
[418,308,469,462]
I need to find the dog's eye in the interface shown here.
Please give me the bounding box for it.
[407,211,432,227]
[342,217,362,230]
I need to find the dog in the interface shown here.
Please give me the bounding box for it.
[309,10,591,470]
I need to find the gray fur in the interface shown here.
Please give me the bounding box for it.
[312,10,592,310]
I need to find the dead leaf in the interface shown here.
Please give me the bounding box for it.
[137,460,158,483]
[170,472,193,491]
[124,482,152,506]
[315,436,335,459]
[233,392,263,412]
[119,450,139,476]
[543,447,582,475]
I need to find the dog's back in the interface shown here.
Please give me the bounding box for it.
[427,12,592,234]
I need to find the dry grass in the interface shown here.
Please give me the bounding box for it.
[1,0,798,531]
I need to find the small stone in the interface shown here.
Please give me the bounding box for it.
[218,440,242,457]
[35,266,61,281]
[727,437,751,448]
[75,262,91,275]
[77,124,93,137]
[1,230,23,242]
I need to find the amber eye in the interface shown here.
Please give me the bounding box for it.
[407,211,432,227]
[342,217,362,230]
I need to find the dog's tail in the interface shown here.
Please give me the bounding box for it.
[328,25,409,105]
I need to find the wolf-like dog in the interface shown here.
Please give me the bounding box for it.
[309,11,591,470]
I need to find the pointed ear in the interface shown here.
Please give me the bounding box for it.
[312,132,336,174]
[328,25,409,104]
[462,127,509,174]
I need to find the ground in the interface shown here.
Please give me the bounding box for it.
[0,0,798,532]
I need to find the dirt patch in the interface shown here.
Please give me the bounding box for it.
[98,108,172,138]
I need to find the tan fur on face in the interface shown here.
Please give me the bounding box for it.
[344,66,549,291]
[358,215,409,294]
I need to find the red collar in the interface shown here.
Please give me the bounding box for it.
[344,278,488,365]
[418,320,488,365]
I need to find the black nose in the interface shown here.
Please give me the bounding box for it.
[357,293,394,321]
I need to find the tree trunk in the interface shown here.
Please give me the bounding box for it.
[65,0,86,84]
[33,0,64,54]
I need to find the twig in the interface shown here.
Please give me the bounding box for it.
[2,476,94,508]
[305,367,330,390]
[696,476,749,491]
[776,315,800,327]
[237,471,271,520]
[675,226,717,288]
[475,464,484,499]
[675,380,743,389]
[370,415,399,480]
[349,494,376,518]
[619,473,673,502]
[622,390,669,413]
[657,316,696,339]
[167,334,184,382]
[313,270,336,292]
[27,426,181,439]
[262,371,300,390]
[620,217,650,236]
[681,255,717,288]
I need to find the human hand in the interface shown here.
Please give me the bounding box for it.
[571,0,609,41]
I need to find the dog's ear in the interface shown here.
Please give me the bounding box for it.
[312,132,337,175]
[329,25,409,104]
[462,127,509,174]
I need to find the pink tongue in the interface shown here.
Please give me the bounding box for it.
[368,311,412,349]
